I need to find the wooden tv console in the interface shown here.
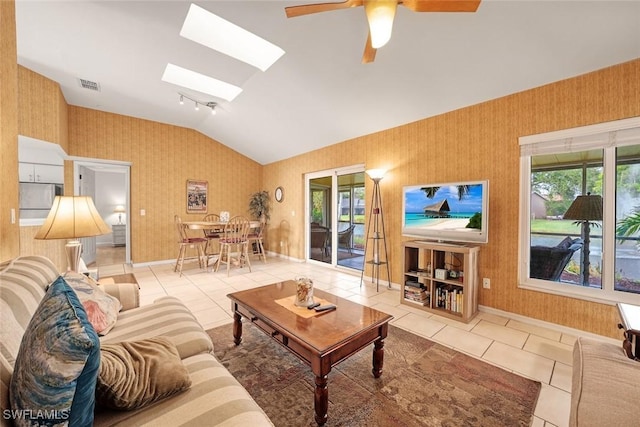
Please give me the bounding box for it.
[402,240,479,323]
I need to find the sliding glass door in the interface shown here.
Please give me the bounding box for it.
[336,173,365,269]
[306,166,365,270]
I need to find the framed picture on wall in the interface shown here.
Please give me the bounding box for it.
[186,179,208,213]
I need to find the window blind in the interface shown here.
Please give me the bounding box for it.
[519,117,640,157]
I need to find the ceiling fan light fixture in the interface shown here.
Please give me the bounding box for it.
[364,0,397,49]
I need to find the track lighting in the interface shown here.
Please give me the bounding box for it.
[178,93,218,116]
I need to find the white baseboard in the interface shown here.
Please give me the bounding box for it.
[264,250,304,263]
[131,258,175,268]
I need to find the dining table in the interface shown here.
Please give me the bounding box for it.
[182,220,261,231]
[181,220,262,272]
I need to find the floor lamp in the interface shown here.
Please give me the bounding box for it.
[35,196,111,273]
[563,192,603,286]
[360,169,390,291]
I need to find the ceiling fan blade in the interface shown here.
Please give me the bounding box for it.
[285,0,364,18]
[400,0,481,13]
[361,31,377,64]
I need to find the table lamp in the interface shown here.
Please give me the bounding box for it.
[35,196,111,272]
[114,205,126,224]
[563,192,603,286]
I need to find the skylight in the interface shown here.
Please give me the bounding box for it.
[161,63,242,102]
[180,3,285,72]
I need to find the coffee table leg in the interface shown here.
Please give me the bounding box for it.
[232,312,242,346]
[372,338,385,378]
[314,374,328,426]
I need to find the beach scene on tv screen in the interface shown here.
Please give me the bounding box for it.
[404,184,484,232]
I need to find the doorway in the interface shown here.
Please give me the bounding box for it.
[74,160,131,267]
[305,166,365,270]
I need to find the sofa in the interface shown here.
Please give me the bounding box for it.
[570,336,640,426]
[0,255,273,426]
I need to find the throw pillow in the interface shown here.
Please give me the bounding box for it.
[96,337,191,410]
[64,271,122,335]
[10,276,100,427]
[556,236,574,249]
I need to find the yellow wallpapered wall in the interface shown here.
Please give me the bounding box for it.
[0,0,20,261]
[67,107,263,264]
[263,59,640,338]
[18,66,69,151]
[13,67,71,267]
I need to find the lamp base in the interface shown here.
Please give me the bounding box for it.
[65,240,83,273]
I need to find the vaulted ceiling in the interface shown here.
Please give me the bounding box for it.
[15,1,640,165]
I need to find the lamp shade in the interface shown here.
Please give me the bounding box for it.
[113,205,126,214]
[35,196,111,240]
[366,169,387,180]
[364,0,397,48]
[563,193,603,221]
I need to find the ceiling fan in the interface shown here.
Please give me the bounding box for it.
[285,0,481,63]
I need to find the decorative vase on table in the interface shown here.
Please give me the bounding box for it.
[294,276,314,307]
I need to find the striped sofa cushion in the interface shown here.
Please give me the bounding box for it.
[94,353,273,426]
[0,256,61,426]
[0,256,60,366]
[100,296,213,359]
[0,256,59,322]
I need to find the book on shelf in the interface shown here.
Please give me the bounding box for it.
[405,280,423,289]
[435,286,463,314]
[404,287,430,306]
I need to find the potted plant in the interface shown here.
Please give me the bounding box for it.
[248,190,270,223]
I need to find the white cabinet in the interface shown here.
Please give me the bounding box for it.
[19,163,64,184]
[112,224,126,247]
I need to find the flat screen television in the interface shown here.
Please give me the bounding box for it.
[402,180,489,244]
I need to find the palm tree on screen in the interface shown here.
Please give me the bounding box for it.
[420,185,471,200]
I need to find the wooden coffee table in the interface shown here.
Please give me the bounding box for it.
[227,281,393,426]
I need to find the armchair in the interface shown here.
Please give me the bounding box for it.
[310,226,329,260]
[338,224,356,254]
[530,237,583,281]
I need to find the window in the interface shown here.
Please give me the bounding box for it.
[519,118,640,305]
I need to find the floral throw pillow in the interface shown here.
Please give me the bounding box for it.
[64,272,122,335]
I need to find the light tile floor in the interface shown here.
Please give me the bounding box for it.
[98,256,598,427]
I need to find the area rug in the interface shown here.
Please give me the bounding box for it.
[207,323,541,427]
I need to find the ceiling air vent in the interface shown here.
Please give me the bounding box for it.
[77,78,101,92]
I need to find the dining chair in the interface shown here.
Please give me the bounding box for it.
[215,215,252,276]
[248,220,267,263]
[174,215,207,276]
[202,213,222,267]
